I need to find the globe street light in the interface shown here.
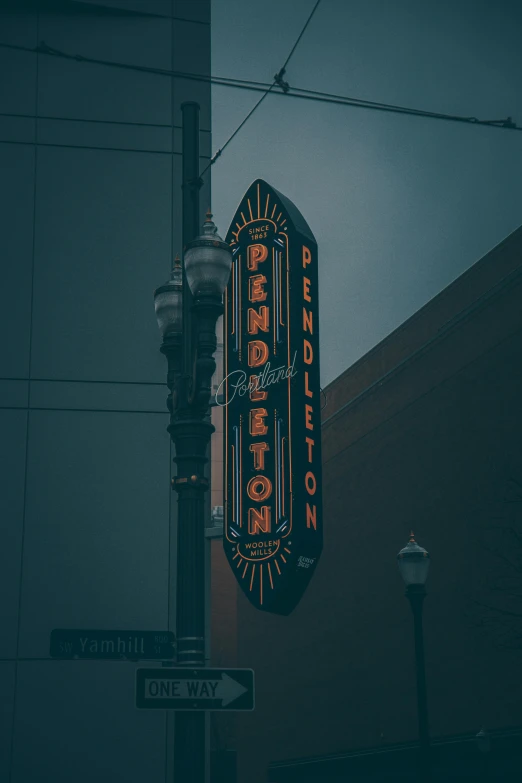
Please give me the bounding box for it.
[154,210,231,667]
[398,533,432,782]
[154,102,232,783]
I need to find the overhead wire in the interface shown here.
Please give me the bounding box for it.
[0,2,519,177]
[273,0,322,92]
[1,38,519,137]
[198,81,277,178]
[282,0,322,72]
[199,0,322,178]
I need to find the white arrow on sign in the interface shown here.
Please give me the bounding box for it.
[145,673,248,707]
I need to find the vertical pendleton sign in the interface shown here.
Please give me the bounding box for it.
[220,179,322,615]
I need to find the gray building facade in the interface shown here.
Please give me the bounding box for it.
[0,1,211,780]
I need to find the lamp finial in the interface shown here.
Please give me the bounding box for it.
[170,254,182,284]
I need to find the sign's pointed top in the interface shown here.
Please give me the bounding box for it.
[223,178,322,615]
[226,179,316,245]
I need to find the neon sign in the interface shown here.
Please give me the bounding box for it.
[223,179,323,615]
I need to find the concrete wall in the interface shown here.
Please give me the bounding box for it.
[0,1,211,780]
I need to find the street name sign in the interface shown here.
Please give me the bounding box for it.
[50,629,175,660]
[135,667,254,711]
[221,179,323,615]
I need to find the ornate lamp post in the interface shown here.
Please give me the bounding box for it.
[398,533,432,783]
[154,203,231,779]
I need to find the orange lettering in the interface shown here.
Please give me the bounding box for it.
[303,308,313,334]
[249,274,267,302]
[248,340,269,367]
[249,374,267,401]
[247,244,268,271]
[303,277,311,302]
[305,471,316,495]
[304,371,313,398]
[305,404,313,430]
[303,246,311,268]
[250,408,268,437]
[247,475,272,502]
[305,437,314,463]
[250,442,269,470]
[306,503,317,529]
[304,340,313,364]
[248,505,271,535]
[248,306,269,334]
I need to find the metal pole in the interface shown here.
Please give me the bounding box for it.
[181,101,201,379]
[172,101,207,783]
[407,584,431,783]
[171,419,212,783]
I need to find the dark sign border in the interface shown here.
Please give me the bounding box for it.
[222,179,323,615]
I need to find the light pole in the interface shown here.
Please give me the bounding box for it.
[154,102,232,783]
[398,533,432,783]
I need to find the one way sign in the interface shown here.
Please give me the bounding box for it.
[135,667,254,711]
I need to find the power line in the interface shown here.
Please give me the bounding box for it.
[282,0,322,72]
[2,39,519,135]
[0,29,519,173]
[200,0,323,178]
[274,0,322,92]
[199,83,277,178]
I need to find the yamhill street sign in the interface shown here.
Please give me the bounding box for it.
[135,667,255,711]
[50,629,175,660]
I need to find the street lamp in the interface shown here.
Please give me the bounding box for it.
[398,532,431,782]
[154,208,232,783]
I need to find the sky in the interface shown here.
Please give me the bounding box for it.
[210,0,522,387]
